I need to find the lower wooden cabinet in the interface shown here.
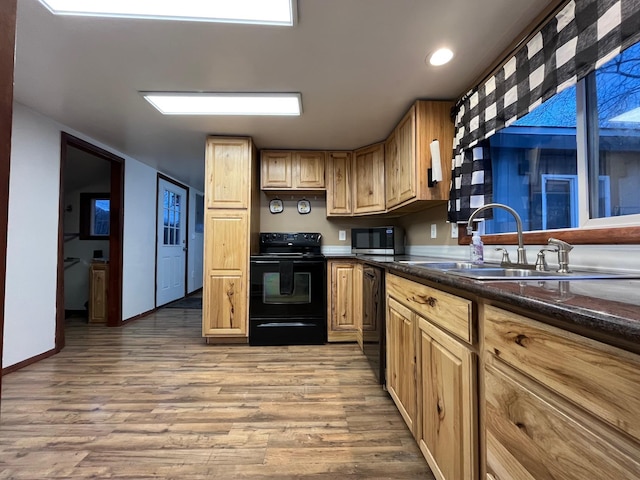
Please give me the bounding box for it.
[418,317,477,480]
[483,305,640,479]
[327,260,361,342]
[386,296,417,432]
[202,210,248,338]
[88,262,108,324]
[386,272,477,480]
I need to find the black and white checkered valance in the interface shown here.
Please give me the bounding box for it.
[448,0,640,223]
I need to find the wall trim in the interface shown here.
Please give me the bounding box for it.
[122,307,157,325]
[2,348,56,376]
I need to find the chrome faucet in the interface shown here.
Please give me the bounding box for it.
[467,203,528,266]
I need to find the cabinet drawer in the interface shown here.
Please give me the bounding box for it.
[485,360,640,480]
[484,305,640,443]
[386,274,473,344]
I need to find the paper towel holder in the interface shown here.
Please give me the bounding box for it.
[428,138,442,187]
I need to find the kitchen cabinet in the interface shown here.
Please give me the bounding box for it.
[386,295,417,433]
[385,100,455,212]
[261,150,326,190]
[88,261,108,324]
[327,260,361,342]
[360,264,382,351]
[483,305,640,479]
[386,272,477,480]
[352,143,385,214]
[206,137,253,209]
[384,129,399,208]
[203,136,259,343]
[326,151,352,216]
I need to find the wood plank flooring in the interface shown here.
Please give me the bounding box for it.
[0,307,433,479]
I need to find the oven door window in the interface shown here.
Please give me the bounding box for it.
[263,272,311,304]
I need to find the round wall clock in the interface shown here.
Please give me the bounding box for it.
[269,198,283,214]
[297,199,311,214]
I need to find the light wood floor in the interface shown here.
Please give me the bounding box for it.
[0,307,433,479]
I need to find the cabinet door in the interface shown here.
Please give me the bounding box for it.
[386,296,417,433]
[326,152,352,216]
[385,131,399,208]
[206,137,251,209]
[353,143,385,214]
[203,211,248,336]
[485,358,640,480]
[396,106,417,204]
[294,151,325,189]
[328,261,360,342]
[89,263,109,323]
[261,151,292,189]
[418,317,477,480]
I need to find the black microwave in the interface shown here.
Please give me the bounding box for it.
[351,227,405,255]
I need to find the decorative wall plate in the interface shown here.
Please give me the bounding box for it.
[297,199,311,214]
[269,198,283,214]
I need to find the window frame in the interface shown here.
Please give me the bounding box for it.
[461,72,640,246]
[79,192,110,240]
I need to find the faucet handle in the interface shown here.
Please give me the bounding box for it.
[495,247,511,265]
[535,248,558,271]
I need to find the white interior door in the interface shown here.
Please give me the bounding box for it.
[156,178,187,306]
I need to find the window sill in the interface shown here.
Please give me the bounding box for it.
[458,225,640,245]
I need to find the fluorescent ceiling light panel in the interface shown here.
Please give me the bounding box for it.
[38,0,296,26]
[610,106,640,123]
[143,93,302,116]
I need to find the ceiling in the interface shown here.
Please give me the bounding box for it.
[14,0,554,192]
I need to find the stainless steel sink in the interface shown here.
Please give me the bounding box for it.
[445,267,640,281]
[399,261,487,269]
[397,260,640,280]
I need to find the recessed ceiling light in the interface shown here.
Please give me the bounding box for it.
[142,93,302,116]
[428,48,454,66]
[37,0,296,26]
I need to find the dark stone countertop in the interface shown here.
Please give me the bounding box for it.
[325,254,640,354]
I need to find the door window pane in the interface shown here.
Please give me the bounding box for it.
[162,188,182,245]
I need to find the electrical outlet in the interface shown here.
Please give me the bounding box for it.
[430,224,437,239]
[451,223,458,238]
[339,230,346,241]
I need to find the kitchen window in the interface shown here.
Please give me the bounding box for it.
[484,40,640,235]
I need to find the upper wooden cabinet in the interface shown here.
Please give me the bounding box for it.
[352,143,386,215]
[261,150,326,190]
[206,137,252,209]
[326,151,352,216]
[385,100,454,211]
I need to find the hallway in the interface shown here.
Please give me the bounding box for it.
[0,307,432,479]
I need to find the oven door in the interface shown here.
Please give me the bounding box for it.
[250,259,326,319]
[249,258,326,345]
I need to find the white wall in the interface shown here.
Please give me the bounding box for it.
[4,104,61,367]
[4,102,200,368]
[121,160,157,319]
[187,189,204,293]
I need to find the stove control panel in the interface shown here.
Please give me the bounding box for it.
[260,232,322,246]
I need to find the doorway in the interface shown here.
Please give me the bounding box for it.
[156,175,188,306]
[56,133,124,351]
